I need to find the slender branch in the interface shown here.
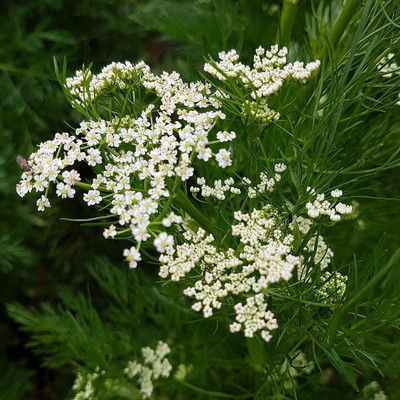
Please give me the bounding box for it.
[248,123,262,210]
[277,0,301,45]
[299,0,365,105]
[329,0,364,50]
[173,189,218,238]
[176,379,253,399]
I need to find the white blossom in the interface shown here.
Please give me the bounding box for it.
[191,177,241,201]
[215,148,232,168]
[204,45,320,104]
[36,195,50,211]
[83,190,102,206]
[123,246,142,269]
[162,212,183,227]
[331,189,342,198]
[230,294,278,342]
[56,182,76,199]
[154,232,174,253]
[103,225,117,239]
[216,131,236,142]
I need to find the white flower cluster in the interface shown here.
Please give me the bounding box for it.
[17,60,240,267]
[363,381,388,400]
[248,163,286,198]
[306,187,352,221]
[204,45,320,100]
[315,271,347,304]
[16,132,80,199]
[159,205,301,341]
[190,177,241,200]
[229,293,278,342]
[378,53,399,79]
[377,53,400,106]
[71,367,105,400]
[291,217,334,276]
[124,341,172,399]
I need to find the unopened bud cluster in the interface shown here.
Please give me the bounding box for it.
[242,99,280,123]
[204,45,320,124]
[315,271,347,304]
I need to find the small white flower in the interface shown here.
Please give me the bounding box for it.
[83,190,102,206]
[56,182,76,199]
[197,146,212,161]
[131,223,151,241]
[154,232,174,253]
[215,148,232,168]
[123,246,142,269]
[103,225,117,238]
[36,195,50,211]
[175,165,194,181]
[162,212,183,227]
[216,131,236,142]
[274,163,287,173]
[331,189,342,198]
[229,322,241,333]
[86,148,102,166]
[62,170,81,185]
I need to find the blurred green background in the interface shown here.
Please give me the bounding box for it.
[1,1,399,399]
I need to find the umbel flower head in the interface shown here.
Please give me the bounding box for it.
[15,44,352,344]
[159,205,302,341]
[16,45,320,272]
[16,58,232,266]
[205,44,320,123]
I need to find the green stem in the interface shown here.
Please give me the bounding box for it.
[71,180,110,193]
[173,189,218,238]
[176,379,253,399]
[248,123,261,210]
[277,0,300,45]
[268,291,338,308]
[329,0,364,50]
[246,337,265,373]
[299,0,364,105]
[154,176,182,223]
